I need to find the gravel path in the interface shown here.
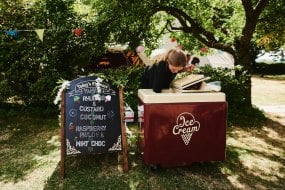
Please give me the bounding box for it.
[252,76,285,125]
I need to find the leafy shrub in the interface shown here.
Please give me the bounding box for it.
[253,63,285,75]
[198,65,250,107]
[86,64,266,126]
[0,80,11,103]
[196,65,266,126]
[89,64,145,113]
[0,0,99,106]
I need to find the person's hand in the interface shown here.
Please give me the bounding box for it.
[184,64,195,72]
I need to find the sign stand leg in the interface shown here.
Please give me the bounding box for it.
[119,88,129,172]
[60,91,66,179]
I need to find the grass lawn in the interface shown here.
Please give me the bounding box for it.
[0,110,284,190]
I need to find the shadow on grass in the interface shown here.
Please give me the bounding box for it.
[44,117,284,190]
[225,116,285,189]
[0,115,59,183]
[44,149,235,190]
[228,105,267,128]
[1,109,284,189]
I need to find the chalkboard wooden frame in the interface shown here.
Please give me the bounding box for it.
[60,77,129,179]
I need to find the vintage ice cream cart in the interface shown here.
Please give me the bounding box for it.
[138,89,227,167]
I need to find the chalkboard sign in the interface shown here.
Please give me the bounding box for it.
[60,75,128,179]
[64,76,122,155]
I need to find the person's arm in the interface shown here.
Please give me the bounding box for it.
[182,57,199,72]
[183,64,195,72]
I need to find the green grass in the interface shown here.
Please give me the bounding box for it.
[44,151,229,190]
[228,105,267,127]
[0,114,59,183]
[0,109,284,190]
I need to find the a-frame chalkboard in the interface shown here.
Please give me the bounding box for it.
[60,76,128,179]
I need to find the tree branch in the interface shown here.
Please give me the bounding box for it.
[242,0,269,19]
[254,0,270,16]
[156,5,235,55]
[240,0,269,47]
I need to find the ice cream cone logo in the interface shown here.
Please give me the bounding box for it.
[181,133,193,145]
[172,112,200,146]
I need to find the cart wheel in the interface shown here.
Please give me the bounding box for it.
[150,164,161,172]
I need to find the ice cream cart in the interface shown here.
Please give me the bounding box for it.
[138,89,227,167]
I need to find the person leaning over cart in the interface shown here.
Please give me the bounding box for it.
[141,48,195,93]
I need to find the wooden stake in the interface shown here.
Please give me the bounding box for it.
[119,88,129,172]
[60,91,66,179]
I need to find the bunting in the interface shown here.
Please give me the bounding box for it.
[5,30,20,39]
[1,28,84,42]
[73,28,83,36]
[35,29,45,42]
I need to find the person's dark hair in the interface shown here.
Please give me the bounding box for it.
[191,57,200,65]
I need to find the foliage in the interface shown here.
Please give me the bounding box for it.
[198,65,250,106]
[0,0,100,106]
[0,0,283,109]
[94,65,145,112]
[194,65,266,126]
[77,64,144,113]
[255,0,285,50]
[52,64,144,116]
[87,0,243,54]
[253,63,285,75]
[86,0,275,106]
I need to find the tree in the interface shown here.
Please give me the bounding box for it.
[1,0,283,107]
[87,0,283,106]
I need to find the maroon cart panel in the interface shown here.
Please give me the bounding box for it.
[138,91,227,167]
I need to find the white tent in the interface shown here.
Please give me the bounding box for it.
[138,49,235,69]
[137,33,235,69]
[196,50,235,69]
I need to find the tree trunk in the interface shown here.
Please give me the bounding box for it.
[235,47,252,107]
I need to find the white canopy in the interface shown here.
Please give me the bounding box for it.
[196,50,235,69]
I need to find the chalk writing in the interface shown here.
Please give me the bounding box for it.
[65,76,122,155]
